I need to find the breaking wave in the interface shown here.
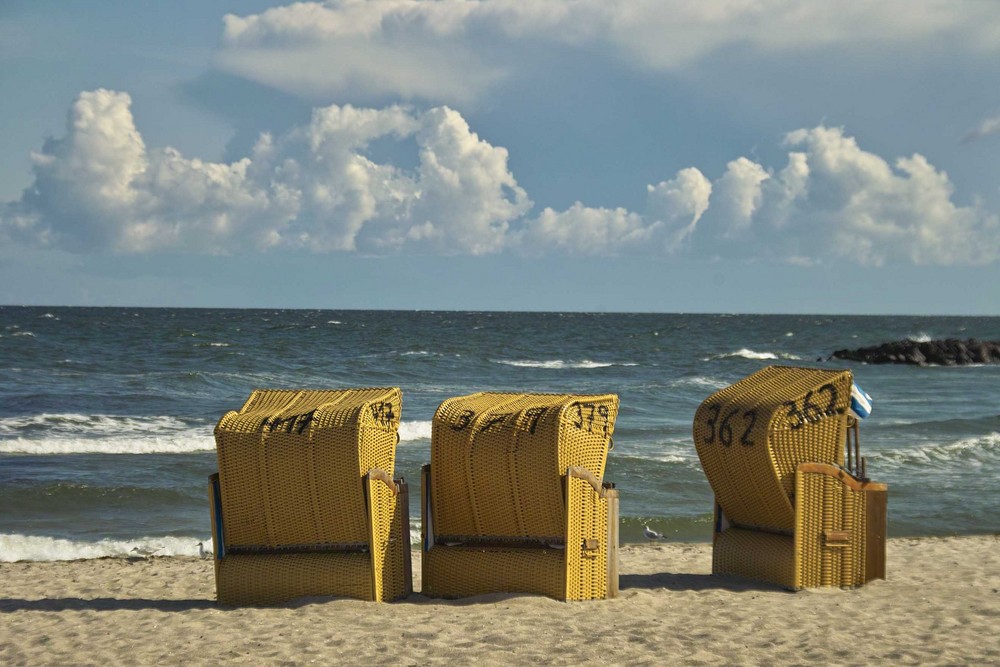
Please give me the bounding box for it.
[0,534,213,562]
[870,432,1000,469]
[708,349,802,361]
[398,420,432,442]
[0,414,433,452]
[494,359,637,369]
[0,433,214,455]
[0,414,213,454]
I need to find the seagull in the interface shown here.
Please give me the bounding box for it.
[197,541,213,559]
[643,525,664,540]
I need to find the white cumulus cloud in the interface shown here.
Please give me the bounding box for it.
[687,127,999,266]
[1,89,529,256]
[2,91,997,267]
[645,168,712,248]
[520,203,655,256]
[214,0,1000,104]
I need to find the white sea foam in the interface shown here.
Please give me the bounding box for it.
[675,376,730,390]
[650,452,695,464]
[11,331,35,337]
[0,432,214,455]
[0,413,194,437]
[709,349,801,361]
[1,413,432,452]
[0,414,212,454]
[0,534,213,562]
[871,432,1000,469]
[494,359,636,369]
[907,333,933,343]
[398,420,433,442]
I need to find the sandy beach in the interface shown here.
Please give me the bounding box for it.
[2,536,998,665]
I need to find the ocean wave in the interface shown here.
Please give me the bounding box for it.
[0,534,213,562]
[0,414,431,451]
[708,349,802,361]
[494,359,637,369]
[672,376,730,390]
[0,413,197,437]
[613,451,703,468]
[907,332,933,343]
[398,420,432,442]
[0,433,214,455]
[869,432,1000,469]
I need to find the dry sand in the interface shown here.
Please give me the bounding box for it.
[2,536,998,665]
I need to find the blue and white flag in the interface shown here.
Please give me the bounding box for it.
[849,382,873,420]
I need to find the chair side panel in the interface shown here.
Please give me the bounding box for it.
[865,488,888,582]
[795,463,884,589]
[564,475,613,600]
[366,474,412,602]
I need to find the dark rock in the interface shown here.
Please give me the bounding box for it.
[831,338,1000,366]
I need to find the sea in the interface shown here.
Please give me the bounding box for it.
[2,307,998,562]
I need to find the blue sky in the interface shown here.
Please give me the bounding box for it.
[2,1,999,314]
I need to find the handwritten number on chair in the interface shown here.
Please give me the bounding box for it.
[783,383,842,430]
[703,404,720,444]
[479,413,512,433]
[370,401,395,427]
[703,404,756,447]
[260,410,315,434]
[450,409,475,431]
[818,383,839,416]
[573,402,611,435]
[782,400,806,430]
[739,410,757,446]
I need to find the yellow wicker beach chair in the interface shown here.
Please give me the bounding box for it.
[421,392,620,601]
[693,366,887,590]
[207,388,411,605]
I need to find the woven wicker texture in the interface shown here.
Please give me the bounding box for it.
[216,387,400,548]
[423,392,619,601]
[211,388,410,604]
[695,367,887,589]
[565,474,611,600]
[210,476,410,604]
[693,366,851,532]
[713,528,797,588]
[422,547,567,599]
[216,552,373,606]
[795,464,871,589]
[430,392,618,540]
[366,472,412,602]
